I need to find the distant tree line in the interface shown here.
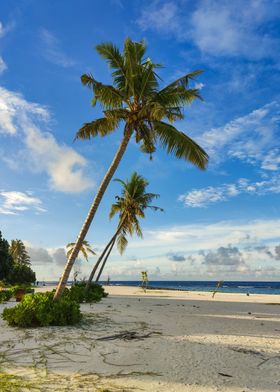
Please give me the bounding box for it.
[0,231,36,285]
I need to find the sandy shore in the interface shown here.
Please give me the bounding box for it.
[0,285,280,391]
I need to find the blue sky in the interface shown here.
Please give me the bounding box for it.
[1,0,280,281]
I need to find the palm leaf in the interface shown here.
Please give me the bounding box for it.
[153,121,208,170]
[75,117,120,140]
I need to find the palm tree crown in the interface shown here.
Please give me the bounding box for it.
[76,38,208,168]
[110,172,163,253]
[66,240,96,262]
[9,240,30,265]
[90,172,163,284]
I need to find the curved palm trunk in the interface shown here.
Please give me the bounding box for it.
[95,237,115,283]
[86,235,115,289]
[86,220,124,289]
[53,126,132,300]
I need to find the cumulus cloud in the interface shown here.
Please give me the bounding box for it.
[40,29,75,67]
[0,87,93,192]
[27,246,67,266]
[275,245,280,260]
[137,0,280,61]
[52,248,67,265]
[127,219,280,258]
[27,246,53,265]
[179,175,280,208]
[201,245,245,266]
[167,252,186,262]
[0,191,45,215]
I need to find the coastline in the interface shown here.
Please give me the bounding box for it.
[36,284,280,303]
[1,284,280,391]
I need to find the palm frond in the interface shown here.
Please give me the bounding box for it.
[81,73,125,108]
[117,233,128,255]
[153,121,208,170]
[75,117,120,140]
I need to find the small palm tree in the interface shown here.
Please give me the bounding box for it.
[54,38,208,300]
[9,240,30,265]
[88,172,163,285]
[66,240,96,262]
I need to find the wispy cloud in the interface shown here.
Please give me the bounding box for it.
[0,57,7,74]
[0,20,14,74]
[0,86,94,192]
[197,101,280,170]
[137,0,280,61]
[179,175,280,208]
[40,29,75,67]
[0,191,45,215]
[0,20,15,38]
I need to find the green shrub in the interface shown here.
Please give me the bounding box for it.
[0,290,13,303]
[63,282,108,303]
[2,292,82,327]
[10,285,34,296]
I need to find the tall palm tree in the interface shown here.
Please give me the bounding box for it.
[54,38,208,300]
[9,240,30,266]
[66,240,96,262]
[88,172,163,286]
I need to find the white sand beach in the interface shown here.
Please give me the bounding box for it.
[1,285,280,391]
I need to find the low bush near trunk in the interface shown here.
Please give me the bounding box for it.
[0,289,13,303]
[2,292,82,327]
[63,282,108,303]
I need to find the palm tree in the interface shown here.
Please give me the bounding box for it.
[9,240,30,265]
[66,240,96,262]
[88,172,163,286]
[54,38,208,300]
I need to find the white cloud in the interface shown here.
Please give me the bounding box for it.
[138,2,179,34]
[179,175,280,208]
[197,101,280,170]
[190,0,279,59]
[26,219,280,280]
[0,21,12,74]
[0,20,15,38]
[27,246,53,265]
[127,219,280,255]
[0,57,7,74]
[194,82,204,90]
[201,245,245,266]
[0,191,45,215]
[0,86,94,192]
[137,0,280,60]
[40,29,75,67]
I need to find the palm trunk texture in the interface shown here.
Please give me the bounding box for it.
[86,235,115,290]
[86,220,124,288]
[95,237,116,282]
[53,127,132,300]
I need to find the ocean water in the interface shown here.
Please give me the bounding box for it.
[43,281,280,295]
[103,281,280,295]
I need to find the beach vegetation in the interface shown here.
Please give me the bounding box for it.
[63,281,108,303]
[0,231,36,285]
[54,38,208,300]
[212,280,224,298]
[2,291,82,327]
[0,289,13,303]
[87,172,163,285]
